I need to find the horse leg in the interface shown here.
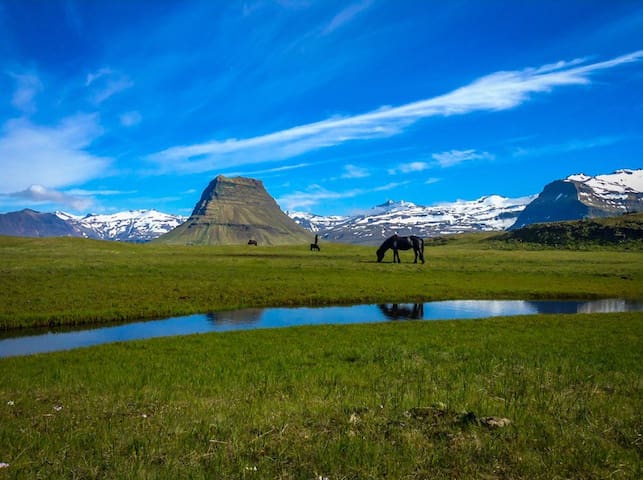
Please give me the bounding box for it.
[394,248,400,263]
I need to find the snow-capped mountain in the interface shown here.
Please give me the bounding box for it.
[286,211,349,232]
[55,210,187,242]
[290,195,535,245]
[511,169,643,229]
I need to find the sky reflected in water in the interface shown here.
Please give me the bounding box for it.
[1,299,641,358]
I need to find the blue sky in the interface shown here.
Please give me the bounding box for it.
[0,0,642,216]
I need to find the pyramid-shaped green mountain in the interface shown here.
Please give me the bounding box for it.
[157,175,311,246]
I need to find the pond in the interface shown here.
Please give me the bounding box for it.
[1,299,641,358]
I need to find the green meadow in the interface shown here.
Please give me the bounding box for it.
[0,234,641,330]
[0,234,642,478]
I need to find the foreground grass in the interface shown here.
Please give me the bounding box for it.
[1,313,641,478]
[1,235,641,329]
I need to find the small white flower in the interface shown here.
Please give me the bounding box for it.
[53,405,63,412]
[6,401,14,406]
[141,414,148,419]
[0,462,9,469]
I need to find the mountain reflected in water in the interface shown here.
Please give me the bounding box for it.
[2,299,641,358]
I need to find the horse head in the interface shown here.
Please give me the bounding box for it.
[376,247,385,262]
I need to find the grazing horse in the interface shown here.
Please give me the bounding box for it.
[376,235,424,263]
[247,239,258,246]
[310,234,320,251]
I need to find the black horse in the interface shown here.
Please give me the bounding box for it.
[310,234,320,251]
[376,235,424,263]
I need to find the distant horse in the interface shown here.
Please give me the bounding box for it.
[310,234,320,252]
[376,235,424,263]
[247,239,258,246]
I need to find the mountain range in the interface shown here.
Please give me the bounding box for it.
[0,209,187,243]
[289,195,534,245]
[0,169,641,244]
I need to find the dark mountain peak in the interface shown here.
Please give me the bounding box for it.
[0,209,81,238]
[511,170,643,229]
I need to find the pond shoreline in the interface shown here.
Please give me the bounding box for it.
[1,298,641,358]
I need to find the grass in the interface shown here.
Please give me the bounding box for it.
[1,235,641,329]
[1,313,641,478]
[1,234,641,477]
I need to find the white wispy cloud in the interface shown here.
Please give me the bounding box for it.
[388,161,430,175]
[9,72,43,113]
[120,111,142,127]
[85,67,133,103]
[6,185,93,211]
[277,181,405,211]
[0,114,111,193]
[341,164,370,178]
[431,149,494,167]
[148,50,643,175]
[322,0,373,35]
[511,136,625,157]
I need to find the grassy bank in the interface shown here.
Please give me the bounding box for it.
[1,235,641,330]
[1,313,641,478]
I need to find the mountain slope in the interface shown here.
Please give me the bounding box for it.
[157,175,311,246]
[511,169,643,229]
[0,209,81,238]
[499,212,643,247]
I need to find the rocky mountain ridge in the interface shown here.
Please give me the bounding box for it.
[511,169,642,229]
[156,175,310,245]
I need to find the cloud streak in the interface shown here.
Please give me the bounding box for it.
[511,136,625,158]
[9,72,42,113]
[149,50,643,174]
[432,149,494,167]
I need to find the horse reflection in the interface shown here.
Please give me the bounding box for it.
[378,303,425,320]
[207,308,264,326]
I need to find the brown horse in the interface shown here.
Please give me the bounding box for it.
[376,235,424,263]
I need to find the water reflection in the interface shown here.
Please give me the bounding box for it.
[1,299,641,358]
[378,304,424,320]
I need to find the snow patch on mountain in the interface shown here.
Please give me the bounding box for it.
[289,195,535,244]
[56,209,187,242]
[566,169,643,193]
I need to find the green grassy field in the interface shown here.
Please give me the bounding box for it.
[1,313,641,478]
[1,234,641,330]
[1,235,641,478]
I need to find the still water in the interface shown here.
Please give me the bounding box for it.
[1,299,641,358]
